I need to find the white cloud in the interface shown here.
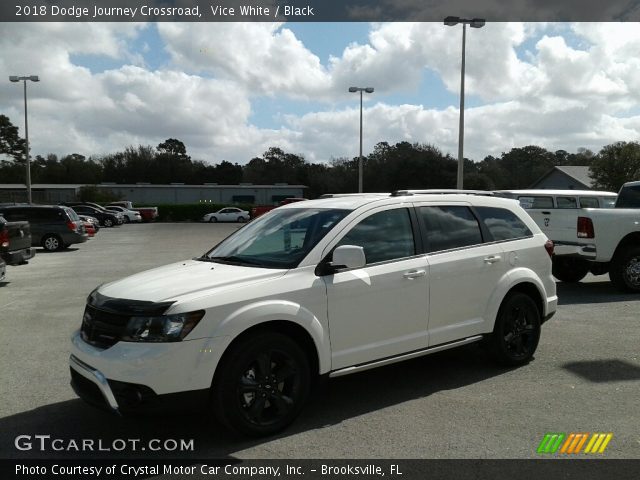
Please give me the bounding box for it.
[1,21,640,168]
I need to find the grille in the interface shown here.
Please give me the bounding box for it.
[80,305,130,349]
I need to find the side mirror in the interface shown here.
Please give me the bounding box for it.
[331,245,366,270]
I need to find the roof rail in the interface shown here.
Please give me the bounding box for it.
[318,193,389,198]
[391,189,495,197]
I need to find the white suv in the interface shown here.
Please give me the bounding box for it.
[70,192,557,436]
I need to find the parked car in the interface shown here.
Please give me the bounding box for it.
[79,218,96,237]
[78,215,100,233]
[108,201,158,222]
[0,205,88,251]
[70,191,556,436]
[250,198,308,219]
[70,205,120,227]
[202,207,250,223]
[0,214,35,265]
[105,206,142,223]
[63,202,125,225]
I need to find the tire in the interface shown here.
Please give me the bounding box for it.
[42,234,62,251]
[552,257,589,283]
[609,246,640,292]
[237,216,247,223]
[209,217,218,223]
[487,292,541,366]
[212,332,311,437]
[103,218,114,227]
[123,216,130,224]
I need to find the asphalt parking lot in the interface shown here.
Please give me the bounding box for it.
[0,223,638,460]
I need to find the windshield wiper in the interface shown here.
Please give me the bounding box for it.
[206,255,265,267]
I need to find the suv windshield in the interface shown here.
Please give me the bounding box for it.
[201,208,349,269]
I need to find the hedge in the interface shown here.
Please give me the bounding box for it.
[142,203,253,222]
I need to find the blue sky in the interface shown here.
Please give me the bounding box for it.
[2,22,640,164]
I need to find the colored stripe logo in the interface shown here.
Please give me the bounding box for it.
[537,433,613,454]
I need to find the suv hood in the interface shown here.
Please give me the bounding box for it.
[98,259,286,302]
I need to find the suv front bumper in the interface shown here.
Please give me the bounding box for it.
[69,331,230,413]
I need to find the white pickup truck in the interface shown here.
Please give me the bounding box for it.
[500,183,640,292]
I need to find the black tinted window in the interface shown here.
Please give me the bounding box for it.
[476,207,532,241]
[338,208,415,264]
[616,185,640,208]
[579,197,599,208]
[420,206,482,252]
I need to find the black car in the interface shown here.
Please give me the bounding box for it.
[0,205,88,251]
[70,205,119,227]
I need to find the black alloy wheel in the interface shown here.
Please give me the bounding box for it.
[213,332,310,437]
[488,292,541,366]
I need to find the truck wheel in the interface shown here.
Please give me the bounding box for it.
[212,332,310,437]
[609,246,640,292]
[487,292,541,366]
[552,257,589,283]
[42,234,62,251]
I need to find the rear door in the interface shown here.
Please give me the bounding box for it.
[416,203,509,346]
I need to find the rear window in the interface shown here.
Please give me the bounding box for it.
[420,206,483,253]
[475,207,532,241]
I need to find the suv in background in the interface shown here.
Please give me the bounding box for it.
[70,191,556,436]
[0,205,88,251]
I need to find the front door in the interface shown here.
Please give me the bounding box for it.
[324,207,429,370]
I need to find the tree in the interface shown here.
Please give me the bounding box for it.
[590,141,640,191]
[0,114,26,162]
[157,138,189,160]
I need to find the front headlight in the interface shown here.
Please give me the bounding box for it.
[122,310,205,342]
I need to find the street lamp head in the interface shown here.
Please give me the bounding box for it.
[29,76,40,82]
[9,76,19,82]
[470,18,486,28]
[348,87,358,92]
[444,16,460,26]
[364,87,374,93]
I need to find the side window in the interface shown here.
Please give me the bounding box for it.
[579,197,599,208]
[337,208,415,264]
[556,196,578,209]
[0,209,27,221]
[475,207,532,241]
[518,196,553,209]
[40,209,61,222]
[420,206,483,253]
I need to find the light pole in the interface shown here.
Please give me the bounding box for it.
[349,86,374,193]
[444,16,485,189]
[9,75,39,204]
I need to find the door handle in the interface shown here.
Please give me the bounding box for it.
[403,270,426,279]
[483,255,501,264]
[541,211,551,215]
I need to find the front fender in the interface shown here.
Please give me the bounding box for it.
[216,300,331,375]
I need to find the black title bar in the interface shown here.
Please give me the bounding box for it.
[2,0,640,22]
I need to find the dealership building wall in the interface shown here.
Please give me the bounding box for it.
[0,184,306,205]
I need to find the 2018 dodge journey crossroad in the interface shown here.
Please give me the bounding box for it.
[70,191,557,436]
